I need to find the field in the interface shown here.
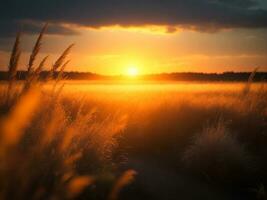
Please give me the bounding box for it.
[1,27,266,200]
[1,80,267,200]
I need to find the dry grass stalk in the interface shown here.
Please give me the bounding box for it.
[67,176,95,199]
[35,56,49,76]
[56,60,70,83]
[6,32,21,103]
[23,24,48,91]
[108,169,137,200]
[20,24,73,92]
[27,23,48,73]
[52,44,74,75]
[8,33,21,80]
[24,56,49,92]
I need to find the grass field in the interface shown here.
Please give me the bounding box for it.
[1,80,267,200]
[1,26,266,200]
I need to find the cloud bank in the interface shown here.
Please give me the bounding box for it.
[0,0,267,37]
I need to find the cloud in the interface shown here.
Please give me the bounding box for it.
[209,0,258,8]
[0,0,266,37]
[0,20,79,38]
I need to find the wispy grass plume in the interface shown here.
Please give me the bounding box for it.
[8,33,21,80]
[27,23,48,74]
[51,44,74,76]
[6,32,21,103]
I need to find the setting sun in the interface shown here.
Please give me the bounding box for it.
[126,66,139,77]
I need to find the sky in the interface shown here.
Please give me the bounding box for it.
[0,0,267,75]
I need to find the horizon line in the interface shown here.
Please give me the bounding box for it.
[0,70,266,76]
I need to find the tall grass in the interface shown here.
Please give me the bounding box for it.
[27,23,47,73]
[182,118,253,184]
[6,32,21,104]
[0,25,133,200]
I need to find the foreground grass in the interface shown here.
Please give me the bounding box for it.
[1,81,267,200]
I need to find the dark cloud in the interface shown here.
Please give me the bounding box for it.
[0,0,266,37]
[0,20,79,38]
[209,0,258,8]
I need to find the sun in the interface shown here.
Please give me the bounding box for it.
[126,66,139,77]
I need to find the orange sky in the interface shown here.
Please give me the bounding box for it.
[1,0,267,74]
[1,25,267,75]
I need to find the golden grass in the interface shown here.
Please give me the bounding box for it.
[108,169,137,200]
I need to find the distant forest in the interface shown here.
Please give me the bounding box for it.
[0,71,266,82]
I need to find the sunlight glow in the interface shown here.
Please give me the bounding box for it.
[126,66,139,77]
